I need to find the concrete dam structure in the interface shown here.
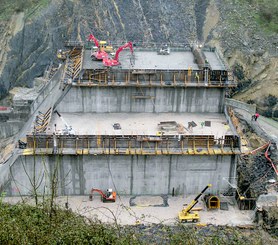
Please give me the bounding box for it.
[3,43,240,196]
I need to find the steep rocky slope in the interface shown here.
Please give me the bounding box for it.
[0,0,277,117]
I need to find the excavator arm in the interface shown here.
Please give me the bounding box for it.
[88,34,99,48]
[103,42,133,67]
[114,42,133,61]
[89,188,116,202]
[90,188,107,198]
[88,34,109,60]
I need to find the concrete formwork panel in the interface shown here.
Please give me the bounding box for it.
[83,155,132,195]
[6,155,234,196]
[169,155,231,195]
[57,87,225,113]
[131,155,169,195]
[8,155,51,196]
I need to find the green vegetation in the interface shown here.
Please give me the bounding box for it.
[0,0,50,21]
[0,202,127,244]
[238,0,278,33]
[257,2,278,33]
[232,63,253,95]
[0,200,276,244]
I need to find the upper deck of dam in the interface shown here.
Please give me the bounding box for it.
[62,44,236,88]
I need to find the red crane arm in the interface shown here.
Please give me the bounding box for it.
[88,34,99,48]
[114,42,133,61]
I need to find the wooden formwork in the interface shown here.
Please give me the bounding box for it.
[24,134,240,156]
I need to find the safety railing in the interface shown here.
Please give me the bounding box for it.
[72,69,236,88]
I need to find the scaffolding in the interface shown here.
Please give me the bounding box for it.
[24,133,240,156]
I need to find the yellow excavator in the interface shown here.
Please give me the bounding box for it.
[178,184,212,223]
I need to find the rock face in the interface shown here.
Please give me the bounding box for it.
[0,0,200,98]
[0,0,277,116]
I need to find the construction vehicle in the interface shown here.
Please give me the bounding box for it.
[88,34,113,60]
[18,139,27,149]
[57,49,69,60]
[103,42,133,67]
[158,44,170,55]
[178,184,212,223]
[54,110,75,135]
[89,188,116,202]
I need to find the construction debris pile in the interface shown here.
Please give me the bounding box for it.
[238,152,278,198]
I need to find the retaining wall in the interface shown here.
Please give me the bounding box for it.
[6,154,236,196]
[57,87,225,113]
[0,122,24,138]
[225,98,256,115]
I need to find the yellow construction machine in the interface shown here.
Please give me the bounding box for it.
[178,184,212,223]
[57,49,69,60]
[99,40,114,53]
[91,40,114,53]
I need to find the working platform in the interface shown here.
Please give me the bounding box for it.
[48,112,232,137]
[63,45,236,87]
[25,112,240,156]
[83,49,199,70]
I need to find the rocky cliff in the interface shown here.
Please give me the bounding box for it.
[0,0,277,117]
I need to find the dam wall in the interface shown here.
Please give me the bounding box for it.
[6,154,235,196]
[56,87,225,113]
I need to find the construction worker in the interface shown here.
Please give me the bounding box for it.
[188,66,192,82]
[255,112,260,121]
[195,72,199,83]
[252,112,260,121]
[53,132,58,154]
[205,59,209,67]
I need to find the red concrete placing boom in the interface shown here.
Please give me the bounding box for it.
[103,42,133,67]
[89,188,116,202]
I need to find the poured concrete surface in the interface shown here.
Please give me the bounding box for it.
[46,112,232,137]
[82,49,199,70]
[120,50,199,70]
[203,51,225,70]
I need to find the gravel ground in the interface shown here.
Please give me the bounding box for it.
[4,195,254,226]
